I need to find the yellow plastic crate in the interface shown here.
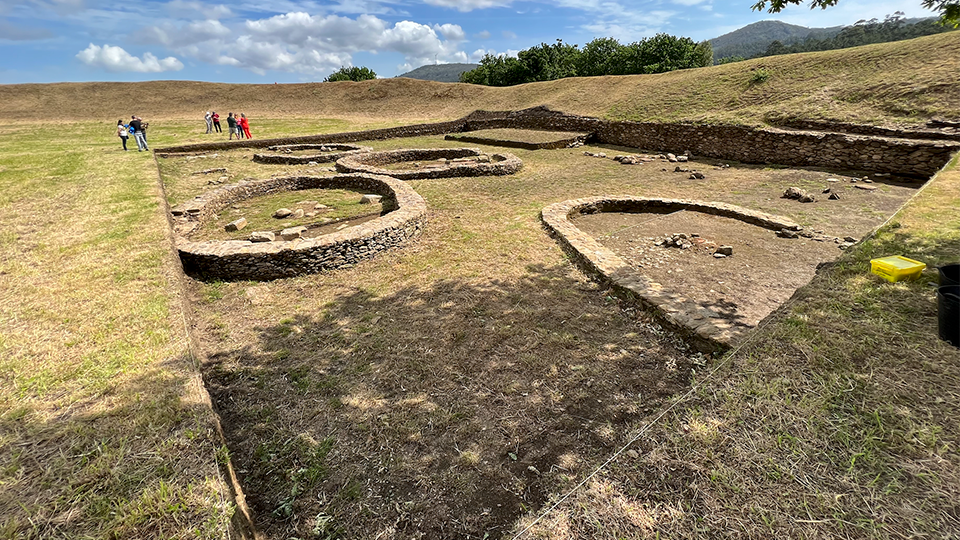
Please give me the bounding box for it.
[870,255,926,282]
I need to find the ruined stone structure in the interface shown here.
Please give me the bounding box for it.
[252,143,372,165]
[172,173,426,281]
[156,107,960,179]
[335,147,523,180]
[540,196,802,352]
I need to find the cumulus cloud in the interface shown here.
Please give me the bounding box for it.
[433,23,465,41]
[76,44,183,72]
[474,30,490,39]
[421,0,512,12]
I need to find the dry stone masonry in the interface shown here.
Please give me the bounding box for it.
[335,147,523,180]
[171,173,426,281]
[252,143,373,165]
[540,196,802,353]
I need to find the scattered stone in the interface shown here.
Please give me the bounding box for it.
[782,186,806,200]
[800,230,815,238]
[839,242,854,250]
[715,245,733,256]
[798,193,816,203]
[224,218,247,232]
[292,208,305,219]
[677,155,689,162]
[713,253,726,258]
[597,153,607,158]
[249,231,275,242]
[862,177,873,183]
[305,211,317,218]
[666,153,678,162]
[273,208,293,218]
[844,236,857,243]
[307,161,318,165]
[360,194,383,204]
[777,229,799,239]
[192,167,227,175]
[626,449,640,459]
[280,226,307,240]
[828,192,841,200]
[477,155,491,163]
[315,203,329,210]
[826,178,840,183]
[822,187,832,194]
[689,172,705,180]
[854,184,878,191]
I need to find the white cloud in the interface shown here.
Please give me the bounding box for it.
[142,19,233,46]
[164,0,232,20]
[137,11,469,77]
[76,44,183,72]
[475,30,491,39]
[672,0,708,5]
[502,30,516,39]
[421,0,512,12]
[433,23,465,41]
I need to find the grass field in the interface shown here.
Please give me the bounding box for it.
[1,31,959,540]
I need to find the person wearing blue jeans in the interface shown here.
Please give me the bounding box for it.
[130,115,148,151]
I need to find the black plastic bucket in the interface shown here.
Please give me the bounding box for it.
[939,285,960,348]
[939,264,960,287]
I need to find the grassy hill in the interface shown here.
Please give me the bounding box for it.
[2,31,958,126]
[397,62,479,83]
[709,20,845,60]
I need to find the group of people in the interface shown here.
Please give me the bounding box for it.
[116,115,149,151]
[208,111,251,140]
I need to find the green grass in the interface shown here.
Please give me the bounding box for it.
[0,121,234,539]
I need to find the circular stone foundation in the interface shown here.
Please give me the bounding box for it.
[541,196,801,352]
[172,173,426,281]
[335,147,522,180]
[252,143,373,165]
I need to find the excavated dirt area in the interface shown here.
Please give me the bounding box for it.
[168,137,921,540]
[575,210,843,329]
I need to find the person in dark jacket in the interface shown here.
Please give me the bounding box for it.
[227,113,238,140]
[130,115,148,151]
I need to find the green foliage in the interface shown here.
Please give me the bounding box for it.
[750,68,771,83]
[459,34,712,87]
[324,66,377,82]
[752,13,957,60]
[754,0,959,28]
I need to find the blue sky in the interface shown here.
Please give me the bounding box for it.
[0,0,938,83]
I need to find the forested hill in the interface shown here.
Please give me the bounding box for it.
[397,63,479,82]
[709,20,844,60]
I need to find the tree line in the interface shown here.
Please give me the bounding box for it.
[459,35,713,86]
[748,13,957,60]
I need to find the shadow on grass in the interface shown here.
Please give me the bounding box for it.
[202,263,698,539]
[0,356,233,539]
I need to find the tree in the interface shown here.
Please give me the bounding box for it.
[324,66,377,82]
[752,0,959,28]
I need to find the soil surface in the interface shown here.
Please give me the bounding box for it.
[575,210,843,328]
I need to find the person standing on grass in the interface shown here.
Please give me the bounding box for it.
[226,113,237,140]
[240,113,252,139]
[116,119,129,151]
[129,115,148,151]
[205,111,213,133]
[212,111,221,133]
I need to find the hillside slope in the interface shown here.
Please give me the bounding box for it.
[397,63,479,82]
[1,31,958,126]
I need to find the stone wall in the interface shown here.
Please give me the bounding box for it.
[443,132,587,150]
[174,173,426,281]
[335,148,523,180]
[463,107,960,180]
[252,144,373,165]
[540,196,801,353]
[155,106,959,179]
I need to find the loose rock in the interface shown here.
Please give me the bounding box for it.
[280,226,307,240]
[249,231,275,242]
[224,218,247,232]
[715,245,733,256]
[360,194,383,204]
[273,208,293,218]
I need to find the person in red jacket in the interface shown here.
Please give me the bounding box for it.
[212,111,222,133]
[239,113,252,139]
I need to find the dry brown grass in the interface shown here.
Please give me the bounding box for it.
[157,132,932,538]
[2,32,958,126]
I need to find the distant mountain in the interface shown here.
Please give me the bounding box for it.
[710,20,844,60]
[397,63,479,83]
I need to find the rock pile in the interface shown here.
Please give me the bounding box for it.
[782,187,816,203]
